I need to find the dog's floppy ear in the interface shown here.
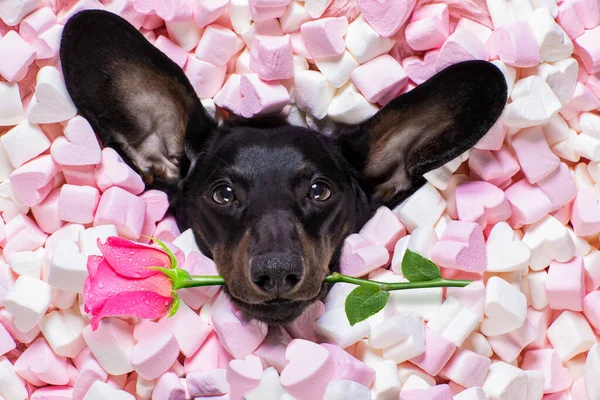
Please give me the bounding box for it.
[341,60,507,208]
[60,10,215,190]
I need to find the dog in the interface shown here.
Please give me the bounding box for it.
[59,10,507,324]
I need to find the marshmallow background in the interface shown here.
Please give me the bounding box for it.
[1,0,600,399]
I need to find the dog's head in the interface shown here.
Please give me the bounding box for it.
[60,11,507,324]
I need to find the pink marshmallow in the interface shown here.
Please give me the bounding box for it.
[0,322,16,356]
[154,35,188,69]
[1,214,48,256]
[50,115,102,166]
[195,25,242,66]
[475,118,507,151]
[512,126,561,184]
[557,0,586,39]
[250,34,294,80]
[468,147,520,186]
[19,7,56,42]
[430,221,487,273]
[239,73,290,118]
[159,301,211,358]
[187,369,229,397]
[178,251,220,309]
[93,186,147,240]
[94,148,145,195]
[439,348,490,388]
[10,155,58,207]
[139,189,169,222]
[254,325,291,373]
[289,31,312,59]
[583,290,600,330]
[400,384,453,400]
[0,308,41,344]
[193,0,230,28]
[410,327,456,376]
[280,339,334,400]
[322,343,376,388]
[446,281,486,320]
[226,354,263,400]
[284,300,325,343]
[14,337,69,386]
[358,0,416,37]
[31,386,74,400]
[0,31,35,82]
[184,332,233,374]
[436,28,488,72]
[546,257,585,312]
[249,2,286,22]
[455,181,512,228]
[487,318,538,363]
[62,166,97,188]
[154,215,181,243]
[359,206,406,251]
[339,233,390,277]
[521,349,572,393]
[152,372,187,400]
[350,54,408,103]
[252,0,291,7]
[300,17,348,58]
[131,320,180,380]
[211,291,268,359]
[571,188,600,236]
[505,179,553,228]
[575,26,600,74]
[184,55,227,99]
[488,22,540,68]
[405,4,449,51]
[560,82,600,120]
[57,184,100,224]
[31,188,65,234]
[536,163,577,212]
[402,50,440,85]
[214,74,243,115]
[153,0,192,22]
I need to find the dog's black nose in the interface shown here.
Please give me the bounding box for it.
[249,253,304,294]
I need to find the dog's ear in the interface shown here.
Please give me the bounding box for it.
[340,60,507,208]
[60,10,215,190]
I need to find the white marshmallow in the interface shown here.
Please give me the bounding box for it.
[0,0,41,26]
[454,387,489,400]
[0,144,14,183]
[345,16,396,64]
[327,82,379,125]
[585,344,600,400]
[316,305,371,349]
[2,275,52,332]
[522,215,576,270]
[427,297,481,347]
[39,304,87,358]
[324,380,371,400]
[533,0,557,16]
[315,51,360,89]
[293,70,336,120]
[523,270,548,309]
[503,76,561,128]
[0,120,51,169]
[546,310,596,361]
[0,82,25,127]
[280,1,312,33]
[486,222,531,272]
[524,370,545,400]
[575,132,600,161]
[48,239,88,293]
[491,60,517,98]
[79,224,118,257]
[533,58,578,105]
[391,226,438,274]
[551,128,580,162]
[584,249,600,291]
[0,357,28,400]
[480,277,527,336]
[83,380,135,400]
[5,251,41,279]
[235,47,252,74]
[368,312,425,359]
[397,362,437,386]
[245,367,286,400]
[581,112,600,138]
[27,66,77,124]
[481,361,528,400]
[402,374,432,390]
[393,183,446,232]
[486,0,535,28]
[0,181,30,221]
[229,0,253,34]
[165,20,202,52]
[528,7,573,62]
[542,114,570,145]
[567,228,592,257]
[52,289,78,310]
[172,228,201,257]
[241,20,282,48]
[371,360,401,400]
[83,318,134,375]
[304,0,332,18]
[462,332,494,358]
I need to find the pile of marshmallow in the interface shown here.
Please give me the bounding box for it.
[1,0,600,399]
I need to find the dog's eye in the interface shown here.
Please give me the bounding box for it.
[212,185,235,205]
[309,182,332,202]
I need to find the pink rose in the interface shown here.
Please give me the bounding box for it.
[83,236,174,329]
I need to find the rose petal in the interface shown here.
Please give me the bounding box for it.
[87,255,103,278]
[98,236,171,278]
[84,259,172,314]
[89,291,172,329]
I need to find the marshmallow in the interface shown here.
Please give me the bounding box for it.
[280,339,333,400]
[316,305,371,349]
[522,215,576,270]
[154,35,188,68]
[572,188,600,236]
[536,162,577,212]
[481,362,528,400]
[371,360,401,399]
[359,0,416,37]
[455,181,511,228]
[0,358,28,400]
[240,73,290,118]
[2,275,53,332]
[301,17,347,58]
[196,25,244,67]
[0,0,41,26]
[405,4,450,51]
[39,305,87,358]
[27,66,77,124]
[427,297,481,347]
[51,115,102,166]
[10,154,58,207]
[369,312,425,363]
[323,380,371,400]
[130,320,179,380]
[0,323,15,356]
[521,349,572,393]
[315,51,360,89]
[82,381,134,400]
[457,17,493,42]
[440,348,491,388]
[350,55,408,103]
[0,82,25,126]
[480,277,527,336]
[47,239,87,292]
[93,187,147,240]
[158,300,211,358]
[359,206,406,252]
[293,70,336,120]
[31,188,65,234]
[575,26,600,74]
[345,16,395,65]
[453,387,488,400]
[0,31,35,82]
[281,1,312,33]
[57,184,100,224]
[5,250,41,279]
[503,76,561,128]
[512,126,561,183]
[436,28,488,72]
[14,337,69,386]
[528,8,574,62]
[486,222,531,272]
[1,120,51,169]
[303,0,333,18]
[546,257,585,311]
[393,183,446,233]
[430,221,486,273]
[327,82,379,124]
[245,366,286,400]
[94,148,145,195]
[213,73,243,114]
[560,82,600,120]
[586,344,600,399]
[505,178,553,227]
[547,311,596,361]
[339,234,389,277]
[192,0,229,28]
[82,318,135,375]
[409,326,456,376]
[531,58,578,106]
[250,35,294,80]
[468,147,519,186]
[78,224,117,256]
[187,369,229,397]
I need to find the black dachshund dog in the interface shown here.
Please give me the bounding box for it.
[59,10,507,324]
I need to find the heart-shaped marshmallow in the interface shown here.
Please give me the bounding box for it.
[358,0,416,37]
[402,50,440,85]
[51,116,102,166]
[486,222,531,272]
[226,354,263,400]
[27,66,77,124]
[430,221,487,273]
[572,188,600,236]
[280,339,334,400]
[455,181,512,229]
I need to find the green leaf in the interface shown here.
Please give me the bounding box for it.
[168,292,181,317]
[344,285,390,326]
[147,236,178,269]
[401,249,441,282]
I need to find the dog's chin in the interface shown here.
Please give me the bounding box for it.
[231,297,314,325]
